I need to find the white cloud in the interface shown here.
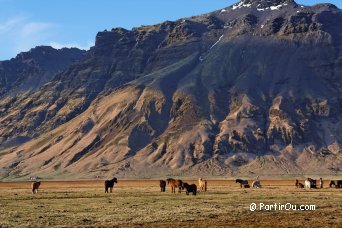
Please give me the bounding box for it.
[20,22,54,37]
[0,16,93,59]
[0,16,25,33]
[0,16,57,58]
[15,22,56,54]
[50,41,94,50]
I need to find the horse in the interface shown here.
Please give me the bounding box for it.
[32,182,41,194]
[198,178,207,192]
[252,180,262,188]
[305,178,317,189]
[295,179,304,188]
[329,180,342,188]
[160,180,166,192]
[307,178,317,188]
[329,180,335,188]
[104,177,118,193]
[167,178,183,194]
[319,178,323,188]
[335,180,342,188]
[182,183,197,195]
[304,180,311,189]
[236,179,249,188]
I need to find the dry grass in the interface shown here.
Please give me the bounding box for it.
[0,180,341,227]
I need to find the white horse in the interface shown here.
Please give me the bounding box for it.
[305,180,311,189]
[252,176,261,188]
[252,180,262,188]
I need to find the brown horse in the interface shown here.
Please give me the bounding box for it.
[32,182,41,194]
[104,177,118,193]
[329,180,342,188]
[160,180,166,192]
[182,183,197,195]
[198,178,207,192]
[167,178,183,194]
[295,179,304,188]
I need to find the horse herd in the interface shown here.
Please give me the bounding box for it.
[30,177,342,194]
[236,177,342,190]
[295,178,342,189]
[158,178,208,195]
[235,179,262,188]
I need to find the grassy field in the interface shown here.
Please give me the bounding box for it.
[0,180,341,227]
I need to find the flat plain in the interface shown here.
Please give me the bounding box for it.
[0,180,341,227]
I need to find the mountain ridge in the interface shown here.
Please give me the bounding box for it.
[0,46,86,98]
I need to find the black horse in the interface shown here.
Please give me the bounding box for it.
[182,183,197,195]
[236,179,249,188]
[307,178,317,188]
[329,180,342,188]
[104,177,118,193]
[160,180,166,192]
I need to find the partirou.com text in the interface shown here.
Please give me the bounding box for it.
[249,203,316,211]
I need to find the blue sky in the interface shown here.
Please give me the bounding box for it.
[0,0,340,60]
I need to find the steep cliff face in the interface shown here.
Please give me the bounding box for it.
[0,0,341,179]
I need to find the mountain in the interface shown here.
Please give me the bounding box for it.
[0,0,341,179]
[0,46,86,97]
[0,46,86,149]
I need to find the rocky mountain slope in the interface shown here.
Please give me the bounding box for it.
[0,46,86,148]
[0,0,341,179]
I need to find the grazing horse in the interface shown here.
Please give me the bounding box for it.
[167,178,183,193]
[329,180,342,188]
[305,178,317,189]
[252,180,262,188]
[182,183,197,195]
[236,179,249,188]
[32,182,41,194]
[160,180,166,192]
[104,177,118,193]
[329,180,335,188]
[198,178,207,192]
[295,179,304,188]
